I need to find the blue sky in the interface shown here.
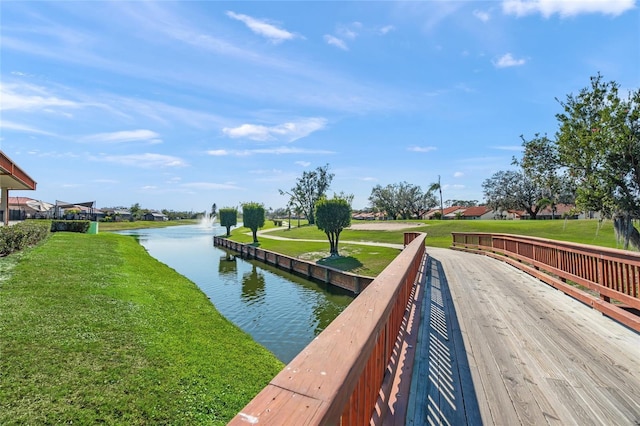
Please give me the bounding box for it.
[2,1,638,213]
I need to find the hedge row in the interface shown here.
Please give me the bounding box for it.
[50,220,90,233]
[0,221,51,256]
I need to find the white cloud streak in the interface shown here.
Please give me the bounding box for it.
[83,129,161,144]
[222,117,327,142]
[473,10,491,22]
[0,120,57,136]
[324,35,348,50]
[181,182,241,190]
[502,0,636,17]
[1,82,81,111]
[493,53,526,68]
[95,153,188,168]
[206,146,334,156]
[226,11,297,43]
[408,146,437,153]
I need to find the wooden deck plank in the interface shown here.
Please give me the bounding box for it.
[415,248,640,426]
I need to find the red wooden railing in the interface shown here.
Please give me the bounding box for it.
[229,232,426,425]
[452,232,640,332]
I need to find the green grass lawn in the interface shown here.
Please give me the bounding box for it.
[0,232,283,425]
[99,219,199,232]
[227,219,621,277]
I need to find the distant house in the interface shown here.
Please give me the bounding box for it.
[460,206,496,220]
[102,209,132,222]
[532,204,579,220]
[144,211,168,221]
[8,197,37,220]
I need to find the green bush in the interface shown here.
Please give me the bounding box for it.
[0,221,51,256]
[50,220,90,233]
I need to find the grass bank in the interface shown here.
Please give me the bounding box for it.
[0,232,283,425]
[228,219,620,276]
[98,219,198,232]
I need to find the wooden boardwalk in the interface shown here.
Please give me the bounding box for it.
[406,247,640,425]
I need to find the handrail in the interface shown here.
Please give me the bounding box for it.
[229,232,427,425]
[452,232,640,331]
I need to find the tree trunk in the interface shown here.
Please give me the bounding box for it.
[614,213,640,250]
[252,229,258,243]
[226,226,231,237]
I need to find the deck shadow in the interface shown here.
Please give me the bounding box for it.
[406,256,482,425]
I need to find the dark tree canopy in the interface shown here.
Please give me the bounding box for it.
[315,196,351,257]
[242,202,265,243]
[368,181,436,220]
[219,207,238,237]
[554,74,640,248]
[516,133,576,219]
[280,164,333,225]
[482,170,549,219]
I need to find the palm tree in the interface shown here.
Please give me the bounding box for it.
[429,175,443,219]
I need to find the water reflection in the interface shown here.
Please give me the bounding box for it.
[242,265,266,304]
[218,253,237,277]
[117,224,353,363]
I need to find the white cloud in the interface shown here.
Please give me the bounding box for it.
[207,146,334,156]
[379,25,395,35]
[0,82,81,111]
[473,9,491,22]
[493,53,526,68]
[337,22,362,40]
[83,129,161,144]
[454,171,464,178]
[361,176,378,181]
[502,0,635,17]
[295,161,311,167]
[96,153,188,168]
[222,117,327,142]
[182,182,241,190]
[324,35,348,50]
[491,145,524,151]
[408,146,437,153]
[226,11,297,43]
[0,120,56,136]
[206,149,229,156]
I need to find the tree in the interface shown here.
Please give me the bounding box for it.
[219,208,238,237]
[555,74,640,249]
[279,164,334,225]
[445,200,478,208]
[429,176,444,219]
[369,182,434,219]
[482,170,549,219]
[242,202,265,243]
[315,196,352,257]
[516,134,576,219]
[130,203,141,221]
[369,184,399,219]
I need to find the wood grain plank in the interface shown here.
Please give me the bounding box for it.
[425,247,640,425]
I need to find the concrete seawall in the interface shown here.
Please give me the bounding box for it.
[213,236,374,294]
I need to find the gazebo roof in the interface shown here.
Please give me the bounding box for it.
[0,151,36,190]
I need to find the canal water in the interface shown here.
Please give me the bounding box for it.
[118,223,354,363]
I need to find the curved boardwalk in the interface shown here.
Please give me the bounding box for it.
[407,247,640,425]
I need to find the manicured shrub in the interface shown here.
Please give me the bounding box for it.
[0,220,51,256]
[50,220,90,233]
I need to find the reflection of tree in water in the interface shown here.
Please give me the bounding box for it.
[218,253,237,278]
[241,264,266,304]
[311,299,348,335]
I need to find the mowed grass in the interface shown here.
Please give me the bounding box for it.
[0,232,283,425]
[99,219,198,232]
[229,219,621,277]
